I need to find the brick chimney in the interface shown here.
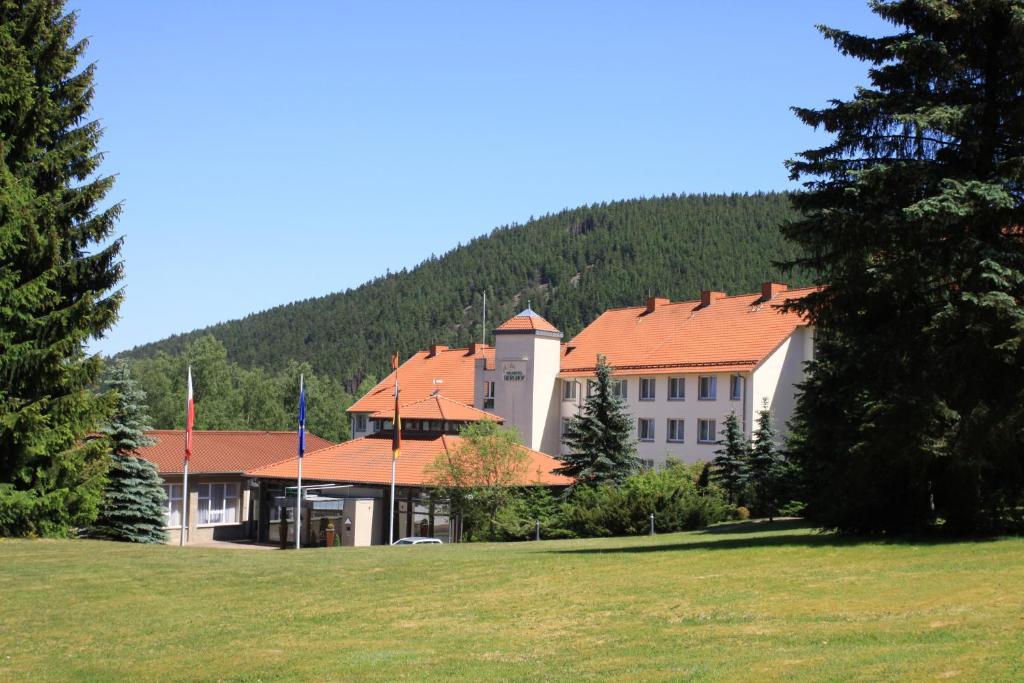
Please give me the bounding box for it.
[761,282,788,302]
[644,297,670,314]
[467,342,487,355]
[428,344,448,357]
[700,290,727,307]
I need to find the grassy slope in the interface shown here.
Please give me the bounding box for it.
[1,521,1022,681]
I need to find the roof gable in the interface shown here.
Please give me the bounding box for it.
[368,394,501,422]
[348,345,493,414]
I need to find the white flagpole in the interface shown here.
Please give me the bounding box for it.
[180,460,188,546]
[296,374,303,551]
[296,458,302,550]
[180,365,193,546]
[389,456,396,545]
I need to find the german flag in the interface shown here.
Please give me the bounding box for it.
[391,352,401,459]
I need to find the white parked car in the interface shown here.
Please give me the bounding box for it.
[391,537,443,545]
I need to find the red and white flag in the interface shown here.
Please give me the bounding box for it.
[185,366,195,461]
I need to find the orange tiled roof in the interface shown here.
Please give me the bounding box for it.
[348,345,493,415]
[559,287,818,376]
[494,307,561,334]
[247,432,572,487]
[368,394,501,422]
[138,430,334,475]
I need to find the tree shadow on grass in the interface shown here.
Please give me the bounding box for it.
[548,519,1005,555]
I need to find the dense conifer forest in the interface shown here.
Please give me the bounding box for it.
[124,192,811,391]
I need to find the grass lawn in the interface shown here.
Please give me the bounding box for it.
[1,520,1023,681]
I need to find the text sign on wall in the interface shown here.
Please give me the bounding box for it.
[502,360,527,382]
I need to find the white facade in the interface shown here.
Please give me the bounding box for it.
[475,316,563,454]
[477,325,813,468]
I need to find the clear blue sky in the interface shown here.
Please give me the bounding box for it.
[76,1,889,355]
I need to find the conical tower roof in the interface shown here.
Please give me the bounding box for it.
[494,307,562,335]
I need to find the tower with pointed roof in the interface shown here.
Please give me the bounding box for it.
[479,307,564,454]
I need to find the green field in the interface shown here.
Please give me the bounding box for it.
[1,521,1022,681]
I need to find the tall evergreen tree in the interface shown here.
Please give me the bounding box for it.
[747,400,781,521]
[90,363,167,544]
[712,411,748,506]
[0,1,123,536]
[783,0,1024,532]
[557,355,638,486]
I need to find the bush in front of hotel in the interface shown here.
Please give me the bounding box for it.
[561,462,734,537]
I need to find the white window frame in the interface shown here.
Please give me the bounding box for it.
[639,377,655,401]
[355,414,368,432]
[562,381,577,401]
[697,418,717,444]
[667,418,685,443]
[639,458,656,471]
[197,482,239,526]
[668,377,685,401]
[561,417,571,437]
[163,484,183,528]
[698,375,717,401]
[730,375,743,401]
[587,380,597,398]
[638,418,655,442]
[483,381,495,409]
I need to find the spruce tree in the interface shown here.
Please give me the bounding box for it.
[711,411,748,506]
[783,0,1024,532]
[0,2,124,536]
[747,401,781,521]
[557,355,638,486]
[90,363,168,544]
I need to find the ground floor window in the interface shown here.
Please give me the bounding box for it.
[394,489,451,542]
[163,484,183,527]
[197,482,239,525]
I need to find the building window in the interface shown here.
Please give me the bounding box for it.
[355,414,368,432]
[667,419,685,443]
[561,417,571,437]
[730,375,743,401]
[640,458,656,471]
[698,375,717,401]
[163,484,183,527]
[698,419,717,444]
[668,377,685,400]
[613,379,628,399]
[639,378,655,401]
[638,418,655,442]
[587,380,597,398]
[197,482,239,525]
[562,381,577,401]
[484,381,495,409]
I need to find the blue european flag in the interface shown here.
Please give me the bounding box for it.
[298,374,306,458]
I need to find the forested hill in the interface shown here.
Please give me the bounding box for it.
[123,193,811,391]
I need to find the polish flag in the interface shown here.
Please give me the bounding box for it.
[185,366,195,461]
